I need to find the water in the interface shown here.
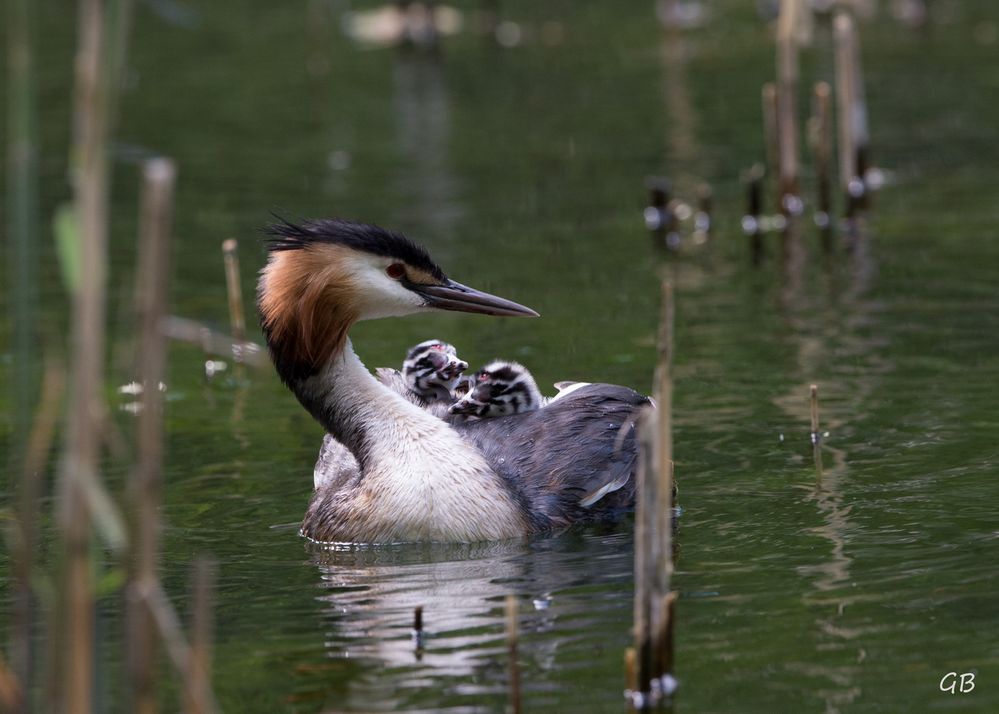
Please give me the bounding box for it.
[3,1,999,711]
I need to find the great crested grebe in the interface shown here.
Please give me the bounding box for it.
[258,217,649,543]
[449,359,545,418]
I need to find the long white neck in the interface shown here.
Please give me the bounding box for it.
[295,340,529,542]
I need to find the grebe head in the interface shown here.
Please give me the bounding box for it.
[449,359,543,418]
[257,218,538,381]
[402,339,469,400]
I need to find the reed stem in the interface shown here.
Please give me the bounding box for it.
[60,0,116,707]
[144,584,190,680]
[810,384,824,475]
[221,239,247,353]
[631,271,679,705]
[810,383,820,440]
[633,410,657,702]
[658,592,678,694]
[810,81,833,243]
[653,278,675,685]
[128,157,176,714]
[761,82,779,193]
[775,0,801,211]
[834,11,867,215]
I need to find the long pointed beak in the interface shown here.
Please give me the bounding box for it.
[412,280,539,317]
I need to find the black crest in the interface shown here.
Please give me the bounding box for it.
[264,216,448,281]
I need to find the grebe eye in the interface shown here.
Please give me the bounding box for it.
[386,263,406,279]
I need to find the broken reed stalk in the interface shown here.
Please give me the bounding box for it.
[775,0,801,212]
[60,0,116,707]
[833,11,868,215]
[143,584,190,683]
[809,384,820,440]
[221,239,247,373]
[652,277,675,687]
[843,10,869,203]
[505,595,521,714]
[659,592,678,691]
[128,157,176,714]
[810,82,834,243]
[632,411,657,706]
[810,384,823,475]
[185,558,216,714]
[624,647,638,712]
[630,274,678,706]
[654,277,675,552]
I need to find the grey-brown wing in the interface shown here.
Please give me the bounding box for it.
[455,383,649,529]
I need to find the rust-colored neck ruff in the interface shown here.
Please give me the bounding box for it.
[258,245,361,382]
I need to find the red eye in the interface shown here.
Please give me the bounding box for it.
[386,263,405,279]
[432,343,445,351]
[478,372,490,383]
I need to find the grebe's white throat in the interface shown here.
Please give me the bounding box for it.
[299,340,528,542]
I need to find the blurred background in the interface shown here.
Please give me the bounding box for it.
[3,0,999,711]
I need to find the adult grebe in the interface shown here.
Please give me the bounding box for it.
[258,217,649,543]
